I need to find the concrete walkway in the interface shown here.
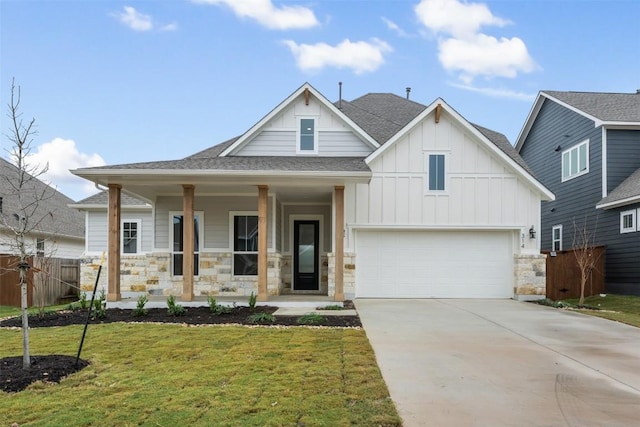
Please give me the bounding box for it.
[356,299,640,427]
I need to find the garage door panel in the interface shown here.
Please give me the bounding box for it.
[356,231,513,298]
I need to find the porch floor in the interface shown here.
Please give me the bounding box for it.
[106,294,343,310]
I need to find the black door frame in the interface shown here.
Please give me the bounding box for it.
[293,220,320,291]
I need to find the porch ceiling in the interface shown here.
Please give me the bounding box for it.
[117,180,338,203]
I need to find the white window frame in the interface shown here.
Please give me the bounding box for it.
[230,211,259,277]
[169,211,203,277]
[552,225,563,251]
[620,209,637,234]
[36,238,45,257]
[561,139,589,182]
[296,117,318,155]
[121,219,141,254]
[424,152,449,194]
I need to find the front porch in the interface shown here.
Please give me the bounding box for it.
[102,183,349,303]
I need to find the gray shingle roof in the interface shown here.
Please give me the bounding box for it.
[0,157,85,239]
[337,93,427,144]
[597,167,640,208]
[75,191,149,206]
[472,124,536,176]
[544,91,640,122]
[83,156,369,173]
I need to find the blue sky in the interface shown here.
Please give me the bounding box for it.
[1,0,639,201]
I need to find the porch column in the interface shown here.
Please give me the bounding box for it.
[182,185,195,301]
[107,184,121,302]
[334,185,345,302]
[257,185,269,302]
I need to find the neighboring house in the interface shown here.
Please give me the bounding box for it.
[516,90,640,295]
[72,83,553,302]
[0,157,85,258]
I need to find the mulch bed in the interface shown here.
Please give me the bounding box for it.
[0,304,360,394]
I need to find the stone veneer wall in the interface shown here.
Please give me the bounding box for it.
[514,253,547,300]
[327,252,356,299]
[279,254,328,294]
[80,252,283,297]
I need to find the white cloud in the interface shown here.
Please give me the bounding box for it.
[382,17,411,38]
[414,0,537,84]
[283,39,392,74]
[439,34,537,83]
[415,0,509,39]
[449,82,536,101]
[194,0,319,30]
[115,6,153,31]
[25,138,106,201]
[113,6,178,32]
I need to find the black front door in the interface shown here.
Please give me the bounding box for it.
[293,220,319,290]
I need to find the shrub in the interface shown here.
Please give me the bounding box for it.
[133,294,148,317]
[248,291,257,310]
[167,295,186,316]
[91,290,106,320]
[247,312,275,324]
[79,292,88,309]
[297,313,327,325]
[316,304,343,311]
[207,296,232,315]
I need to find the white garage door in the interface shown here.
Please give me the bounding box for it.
[356,230,513,298]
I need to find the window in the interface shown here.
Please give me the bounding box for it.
[297,118,317,154]
[171,213,201,276]
[427,153,446,191]
[552,225,562,251]
[621,209,637,233]
[36,238,45,257]
[233,215,258,276]
[122,220,141,254]
[562,140,589,181]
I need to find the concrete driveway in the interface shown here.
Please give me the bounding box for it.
[356,299,640,427]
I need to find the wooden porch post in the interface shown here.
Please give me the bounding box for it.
[107,184,121,302]
[257,185,269,302]
[182,185,195,301]
[334,185,345,302]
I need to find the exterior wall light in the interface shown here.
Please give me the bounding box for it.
[529,225,536,239]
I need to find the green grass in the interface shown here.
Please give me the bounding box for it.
[0,323,401,426]
[561,294,640,328]
[0,303,79,319]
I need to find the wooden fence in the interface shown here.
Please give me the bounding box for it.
[543,246,605,301]
[0,255,80,308]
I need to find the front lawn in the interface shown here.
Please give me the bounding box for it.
[0,323,401,426]
[562,294,640,328]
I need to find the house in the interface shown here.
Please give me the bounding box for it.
[516,90,640,296]
[0,157,85,258]
[1,157,85,306]
[71,83,553,302]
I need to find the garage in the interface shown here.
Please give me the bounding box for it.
[355,230,514,298]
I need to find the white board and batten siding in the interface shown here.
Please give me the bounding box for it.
[231,94,374,157]
[347,110,542,298]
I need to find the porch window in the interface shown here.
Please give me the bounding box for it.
[552,225,562,251]
[233,215,258,276]
[122,220,141,254]
[620,209,637,233]
[172,213,201,276]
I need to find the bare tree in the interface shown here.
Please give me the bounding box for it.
[1,79,56,369]
[572,216,602,306]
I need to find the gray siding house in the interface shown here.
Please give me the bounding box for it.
[516,90,640,295]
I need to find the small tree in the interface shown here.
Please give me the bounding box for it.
[572,216,602,306]
[1,79,57,369]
